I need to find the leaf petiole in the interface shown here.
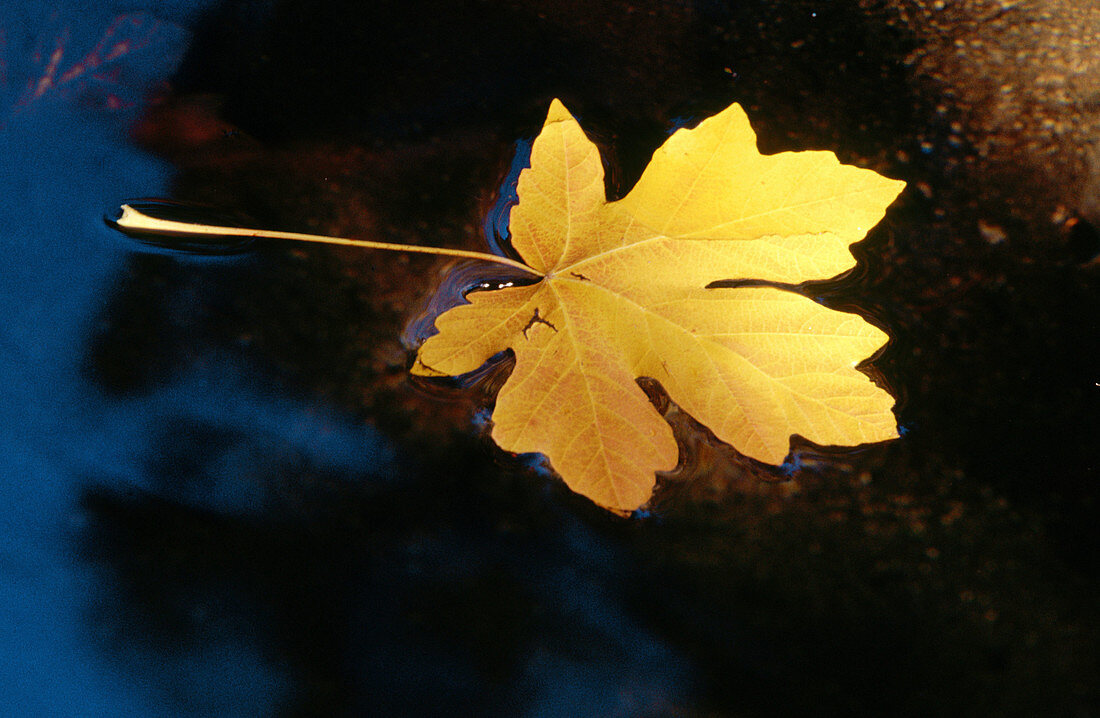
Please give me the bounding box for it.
[110,203,544,277]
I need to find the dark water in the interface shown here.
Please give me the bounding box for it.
[2,1,1098,717]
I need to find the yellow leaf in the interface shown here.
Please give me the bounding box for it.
[414,99,905,513]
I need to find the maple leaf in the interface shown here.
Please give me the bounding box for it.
[413,99,905,513]
[109,98,905,515]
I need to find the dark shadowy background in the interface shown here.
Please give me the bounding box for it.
[1,1,1097,716]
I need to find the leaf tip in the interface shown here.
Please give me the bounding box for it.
[704,100,755,138]
[545,98,576,126]
[409,353,447,378]
[888,176,908,201]
[716,100,751,122]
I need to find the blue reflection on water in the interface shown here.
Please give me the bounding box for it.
[0,3,349,715]
[485,139,532,259]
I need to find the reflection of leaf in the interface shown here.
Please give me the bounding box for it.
[414,100,905,513]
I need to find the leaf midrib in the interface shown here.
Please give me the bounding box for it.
[550,183,889,277]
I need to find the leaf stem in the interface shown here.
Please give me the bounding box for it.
[112,204,544,277]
